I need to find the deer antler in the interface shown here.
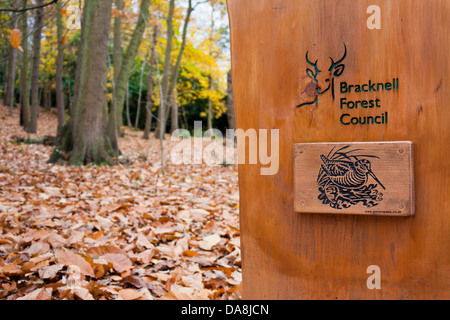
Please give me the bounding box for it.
[305,51,321,81]
[328,43,347,76]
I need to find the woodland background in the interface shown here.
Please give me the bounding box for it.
[0,0,241,300]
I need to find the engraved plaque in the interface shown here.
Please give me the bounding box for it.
[294,141,414,216]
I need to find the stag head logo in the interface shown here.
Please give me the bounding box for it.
[297,43,347,108]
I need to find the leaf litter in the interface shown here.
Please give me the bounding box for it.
[0,107,241,300]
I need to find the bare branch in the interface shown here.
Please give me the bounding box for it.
[0,0,58,12]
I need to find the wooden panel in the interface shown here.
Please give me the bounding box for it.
[228,0,450,299]
[294,141,414,216]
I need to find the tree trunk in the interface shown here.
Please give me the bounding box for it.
[72,0,114,164]
[20,0,29,128]
[7,49,17,116]
[113,0,124,129]
[108,0,151,152]
[3,59,10,106]
[44,80,51,111]
[49,0,114,165]
[5,0,20,116]
[125,82,131,127]
[207,2,214,131]
[28,0,44,133]
[143,107,152,139]
[154,0,175,140]
[155,0,193,139]
[135,60,146,129]
[170,87,179,133]
[207,75,213,131]
[226,70,235,130]
[143,25,158,140]
[55,1,65,133]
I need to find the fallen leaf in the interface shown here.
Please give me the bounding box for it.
[136,233,153,249]
[55,248,95,277]
[25,241,50,255]
[86,245,126,257]
[17,288,52,300]
[160,287,210,300]
[181,273,204,291]
[1,264,23,276]
[39,264,64,279]
[102,253,133,274]
[43,232,67,248]
[117,288,145,300]
[199,234,221,251]
[136,249,154,264]
[182,250,198,257]
[72,287,95,300]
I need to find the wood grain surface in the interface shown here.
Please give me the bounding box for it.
[228,0,449,299]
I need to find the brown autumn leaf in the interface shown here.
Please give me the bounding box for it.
[136,249,154,264]
[102,253,133,274]
[117,288,148,300]
[182,250,198,257]
[54,248,95,277]
[86,245,126,257]
[1,264,24,276]
[43,231,67,248]
[136,233,153,249]
[160,289,210,300]
[38,264,64,279]
[199,234,221,251]
[181,273,204,291]
[16,287,52,300]
[25,241,50,255]
[72,287,95,300]
[122,275,149,289]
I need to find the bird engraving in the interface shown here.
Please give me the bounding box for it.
[317,146,385,209]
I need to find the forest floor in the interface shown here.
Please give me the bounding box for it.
[0,105,241,300]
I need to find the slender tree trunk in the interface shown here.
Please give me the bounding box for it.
[125,82,131,127]
[207,2,214,131]
[207,75,213,131]
[226,70,235,130]
[155,0,175,140]
[3,59,10,106]
[143,25,158,140]
[44,80,51,111]
[6,0,19,116]
[20,0,29,128]
[143,105,152,139]
[113,0,124,130]
[108,0,151,152]
[170,87,178,133]
[135,60,146,129]
[7,50,17,116]
[55,2,65,133]
[155,0,193,138]
[28,0,44,133]
[183,107,188,129]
